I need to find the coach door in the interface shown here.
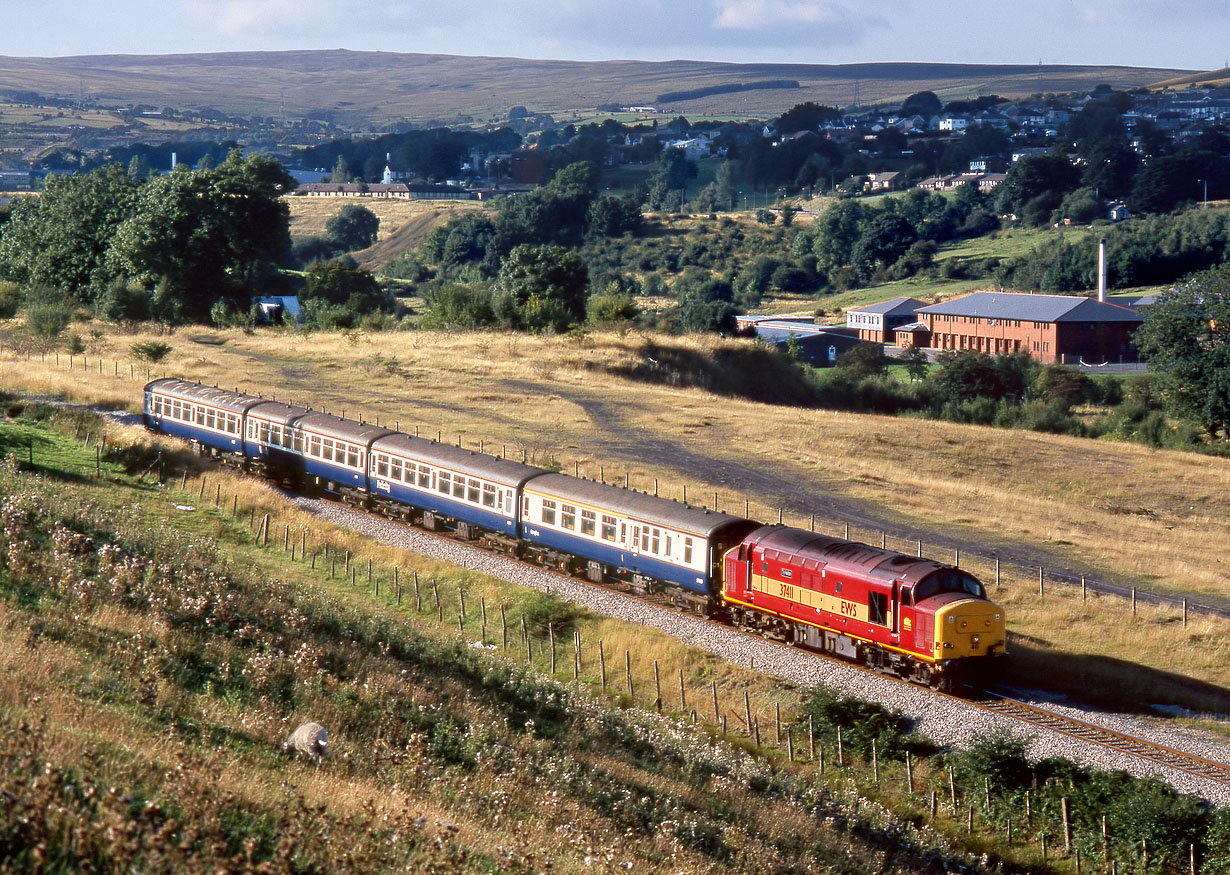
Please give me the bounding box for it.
[890,582,901,638]
[630,524,642,555]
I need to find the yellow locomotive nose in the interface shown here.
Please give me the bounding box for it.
[936,599,1005,659]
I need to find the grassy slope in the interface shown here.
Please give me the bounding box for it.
[0,409,1008,873]
[0,52,1190,127]
[0,329,1227,711]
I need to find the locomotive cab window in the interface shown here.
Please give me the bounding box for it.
[913,569,985,602]
[869,591,889,626]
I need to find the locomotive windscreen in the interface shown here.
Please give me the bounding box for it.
[914,569,985,601]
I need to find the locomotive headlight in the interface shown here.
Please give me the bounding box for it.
[972,635,980,645]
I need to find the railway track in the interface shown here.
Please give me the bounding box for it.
[974,692,1230,788]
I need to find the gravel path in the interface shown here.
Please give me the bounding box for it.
[288,492,1230,806]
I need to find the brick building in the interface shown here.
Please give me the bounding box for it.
[845,297,927,343]
[915,292,1142,364]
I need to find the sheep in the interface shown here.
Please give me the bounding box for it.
[283,722,328,765]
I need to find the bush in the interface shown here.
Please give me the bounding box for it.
[24,287,73,340]
[421,283,494,329]
[795,688,921,760]
[0,281,22,319]
[131,341,173,363]
[96,280,151,323]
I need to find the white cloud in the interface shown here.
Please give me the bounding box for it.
[712,0,861,31]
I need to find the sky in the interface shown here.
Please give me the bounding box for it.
[4,0,1228,72]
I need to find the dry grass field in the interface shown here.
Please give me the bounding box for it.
[2,323,1229,709]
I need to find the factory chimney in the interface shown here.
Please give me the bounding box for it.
[1096,238,1106,303]
[171,152,177,170]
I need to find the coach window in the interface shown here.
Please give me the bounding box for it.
[684,537,694,565]
[437,471,450,494]
[467,478,480,503]
[641,529,649,551]
[453,476,466,499]
[601,515,617,542]
[482,484,496,508]
[205,409,216,430]
[665,535,672,557]
[309,435,321,458]
[347,445,360,468]
[196,406,205,425]
[389,457,402,480]
[376,455,389,478]
[651,529,660,555]
[270,425,282,446]
[419,466,432,489]
[560,504,576,530]
[542,499,557,525]
[293,430,303,452]
[322,438,334,461]
[259,422,270,444]
[581,509,596,536]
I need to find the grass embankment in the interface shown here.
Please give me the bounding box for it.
[1,405,1028,873]
[1,327,1228,712]
[5,407,1228,875]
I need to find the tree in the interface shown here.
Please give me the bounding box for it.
[492,244,589,332]
[0,163,138,303]
[302,258,384,311]
[836,342,889,378]
[714,161,737,211]
[1135,265,1230,439]
[586,195,642,237]
[331,154,352,183]
[326,204,380,251]
[107,150,295,321]
[995,154,1081,223]
[901,345,930,382]
[851,213,917,281]
[674,269,735,333]
[901,91,942,118]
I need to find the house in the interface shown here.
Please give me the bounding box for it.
[915,292,1143,364]
[939,116,970,132]
[864,171,900,192]
[845,297,928,343]
[893,321,932,348]
[978,173,1007,191]
[292,183,473,201]
[255,296,301,324]
[1107,201,1131,222]
[745,319,862,366]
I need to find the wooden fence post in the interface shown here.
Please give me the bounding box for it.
[599,639,606,689]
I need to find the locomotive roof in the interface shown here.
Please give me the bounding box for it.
[745,525,951,585]
[371,432,549,488]
[144,378,263,414]
[526,473,748,537]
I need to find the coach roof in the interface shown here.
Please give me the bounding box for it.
[526,473,747,536]
[371,432,549,488]
[145,379,262,415]
[292,411,394,445]
[917,292,1143,323]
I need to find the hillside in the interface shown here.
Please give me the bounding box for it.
[0,50,1192,128]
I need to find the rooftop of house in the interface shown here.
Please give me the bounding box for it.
[846,296,928,316]
[917,292,1143,323]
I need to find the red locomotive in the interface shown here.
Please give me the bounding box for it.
[722,526,1006,688]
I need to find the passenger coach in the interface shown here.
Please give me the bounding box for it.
[368,433,547,543]
[143,379,256,458]
[521,474,757,612]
